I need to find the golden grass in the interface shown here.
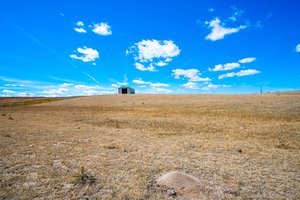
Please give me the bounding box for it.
[0,97,70,107]
[0,93,299,199]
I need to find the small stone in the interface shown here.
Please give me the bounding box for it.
[167,188,176,197]
[52,160,67,169]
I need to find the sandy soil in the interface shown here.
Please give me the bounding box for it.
[0,93,299,199]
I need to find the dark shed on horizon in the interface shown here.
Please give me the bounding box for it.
[118,86,135,94]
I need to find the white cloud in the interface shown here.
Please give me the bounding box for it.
[205,17,246,41]
[117,82,128,86]
[182,82,198,89]
[74,27,87,33]
[4,83,25,87]
[74,84,100,96]
[18,92,33,97]
[70,46,99,62]
[132,78,169,87]
[134,39,180,62]
[111,84,119,88]
[239,57,256,63]
[156,61,168,66]
[150,83,169,87]
[128,39,180,71]
[218,69,260,79]
[2,89,15,94]
[59,83,74,87]
[296,44,300,52]
[172,69,210,82]
[134,63,156,72]
[201,83,230,90]
[92,23,112,36]
[210,62,240,71]
[42,88,68,96]
[132,78,151,85]
[76,21,84,26]
[153,87,173,93]
[74,85,99,90]
[229,6,244,22]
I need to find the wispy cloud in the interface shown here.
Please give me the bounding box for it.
[4,83,25,87]
[201,83,230,90]
[132,78,169,87]
[42,88,68,96]
[229,5,244,22]
[2,89,15,94]
[150,83,169,87]
[218,69,260,79]
[127,39,180,72]
[70,46,99,62]
[296,44,300,52]
[239,57,256,63]
[153,87,173,93]
[205,17,246,41]
[208,8,215,12]
[132,78,151,85]
[9,21,101,86]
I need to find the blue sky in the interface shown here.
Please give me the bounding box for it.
[0,0,299,96]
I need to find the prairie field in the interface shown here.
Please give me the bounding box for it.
[0,93,300,199]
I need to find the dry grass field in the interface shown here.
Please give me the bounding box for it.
[0,93,300,199]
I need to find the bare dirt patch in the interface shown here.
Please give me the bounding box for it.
[1,93,300,199]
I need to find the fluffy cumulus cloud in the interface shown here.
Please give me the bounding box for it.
[74,21,87,33]
[74,27,87,33]
[239,57,256,63]
[182,82,198,89]
[70,46,99,62]
[172,69,210,82]
[205,17,246,41]
[92,23,112,36]
[218,69,260,79]
[134,63,156,72]
[74,21,112,35]
[127,39,180,72]
[210,62,240,71]
[77,21,84,26]
[296,44,300,52]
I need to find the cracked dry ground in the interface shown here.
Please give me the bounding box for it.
[1,93,300,199]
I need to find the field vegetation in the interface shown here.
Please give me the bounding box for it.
[0,93,299,199]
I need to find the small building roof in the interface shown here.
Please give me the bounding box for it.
[118,86,134,89]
